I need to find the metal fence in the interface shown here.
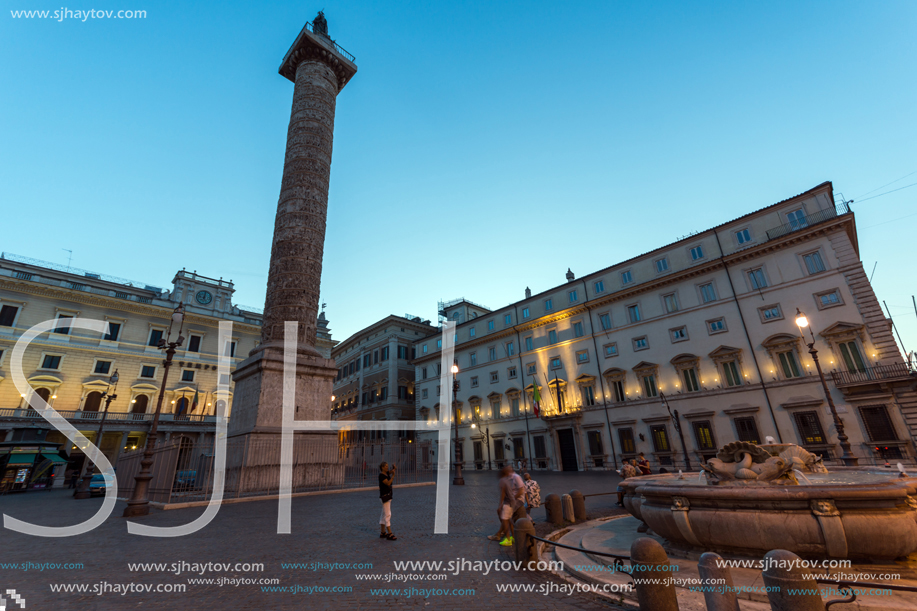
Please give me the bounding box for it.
[765,202,850,241]
[116,437,436,505]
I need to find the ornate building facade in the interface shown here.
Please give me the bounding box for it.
[410,182,917,471]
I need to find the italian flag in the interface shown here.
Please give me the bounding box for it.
[532,378,541,418]
[191,388,199,414]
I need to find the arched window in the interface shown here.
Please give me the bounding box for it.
[29,387,52,410]
[175,397,190,417]
[84,391,103,412]
[132,395,149,414]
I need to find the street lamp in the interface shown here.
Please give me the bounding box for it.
[471,412,492,470]
[74,369,119,499]
[123,303,186,517]
[660,393,691,471]
[795,308,858,466]
[451,362,464,485]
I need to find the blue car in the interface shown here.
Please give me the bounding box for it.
[88,473,115,496]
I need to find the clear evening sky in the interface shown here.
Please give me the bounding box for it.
[2,1,916,352]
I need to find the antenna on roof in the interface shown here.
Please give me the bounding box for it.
[62,248,73,273]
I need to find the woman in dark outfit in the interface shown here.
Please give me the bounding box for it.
[379,462,397,540]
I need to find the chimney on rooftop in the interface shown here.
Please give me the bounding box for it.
[525,287,531,298]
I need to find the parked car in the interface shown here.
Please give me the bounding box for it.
[88,473,115,496]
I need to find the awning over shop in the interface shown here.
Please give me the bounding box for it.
[6,453,38,465]
[40,453,68,464]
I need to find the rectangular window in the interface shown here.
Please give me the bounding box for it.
[599,313,611,330]
[489,347,497,361]
[569,290,578,303]
[94,360,112,375]
[422,344,428,354]
[650,425,670,451]
[671,326,687,342]
[804,251,826,274]
[522,308,530,319]
[41,354,62,369]
[381,346,390,361]
[839,341,866,373]
[682,367,699,392]
[761,305,782,321]
[573,321,584,337]
[859,405,898,441]
[690,245,704,260]
[0,305,19,327]
[534,435,547,459]
[470,352,477,366]
[140,365,156,378]
[700,283,716,303]
[550,358,562,370]
[621,270,633,285]
[693,421,716,450]
[526,363,536,375]
[627,304,641,323]
[587,430,603,455]
[524,336,533,351]
[548,329,557,344]
[594,280,605,294]
[364,354,372,367]
[655,258,669,273]
[398,385,408,400]
[604,343,618,357]
[544,299,553,312]
[583,385,596,406]
[103,322,121,341]
[642,374,658,397]
[708,318,726,333]
[787,209,808,229]
[181,370,195,382]
[421,388,428,399]
[794,411,826,445]
[508,367,517,379]
[54,314,73,335]
[380,386,389,401]
[488,320,495,331]
[748,268,767,290]
[576,350,589,363]
[470,376,479,388]
[734,417,760,444]
[229,342,237,358]
[618,428,636,454]
[506,342,515,356]
[778,350,802,378]
[494,439,505,460]
[511,397,520,417]
[663,293,679,313]
[504,314,512,325]
[436,339,442,349]
[736,228,751,244]
[611,380,625,402]
[633,337,648,350]
[819,291,841,307]
[397,346,408,359]
[421,367,428,380]
[187,335,202,353]
[490,372,499,384]
[723,360,742,387]
[374,350,379,364]
[469,327,476,338]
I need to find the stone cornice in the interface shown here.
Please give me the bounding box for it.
[278,27,357,89]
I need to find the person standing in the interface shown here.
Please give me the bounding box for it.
[509,466,526,520]
[636,452,652,475]
[497,466,520,547]
[523,473,540,516]
[68,469,79,489]
[378,462,397,541]
[616,459,638,507]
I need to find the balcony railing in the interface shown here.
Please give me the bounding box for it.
[831,362,915,387]
[0,408,216,425]
[765,202,850,241]
[302,20,355,63]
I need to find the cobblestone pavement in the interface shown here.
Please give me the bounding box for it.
[0,471,628,610]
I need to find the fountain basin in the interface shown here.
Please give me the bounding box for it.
[621,471,917,560]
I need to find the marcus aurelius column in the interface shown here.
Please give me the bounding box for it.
[228,13,356,489]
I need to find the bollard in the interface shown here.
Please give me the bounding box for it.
[569,489,586,521]
[513,503,527,522]
[761,549,826,611]
[561,493,575,523]
[513,517,538,569]
[544,493,563,526]
[630,537,679,611]
[698,552,740,611]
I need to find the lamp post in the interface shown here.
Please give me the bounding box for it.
[74,370,119,499]
[123,303,186,517]
[795,308,858,466]
[660,393,691,471]
[471,415,492,470]
[451,362,464,485]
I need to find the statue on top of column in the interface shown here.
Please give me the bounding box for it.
[313,11,329,38]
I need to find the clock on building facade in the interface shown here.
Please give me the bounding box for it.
[195,290,213,305]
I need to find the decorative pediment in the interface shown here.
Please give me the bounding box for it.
[602,367,626,381]
[669,353,699,366]
[467,395,482,405]
[819,321,865,342]
[575,374,596,387]
[547,377,567,387]
[27,374,63,386]
[486,391,502,400]
[709,345,742,359]
[170,385,197,394]
[397,376,410,385]
[131,383,159,391]
[505,386,521,397]
[81,379,112,389]
[762,333,801,349]
[632,361,658,374]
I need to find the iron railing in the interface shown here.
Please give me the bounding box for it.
[765,202,850,241]
[302,20,355,63]
[831,362,915,387]
[0,408,216,425]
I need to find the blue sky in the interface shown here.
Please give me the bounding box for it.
[2,1,916,350]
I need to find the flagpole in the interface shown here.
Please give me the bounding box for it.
[553,369,563,413]
[541,371,556,414]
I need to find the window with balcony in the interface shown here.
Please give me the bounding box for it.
[838,340,867,373]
